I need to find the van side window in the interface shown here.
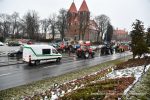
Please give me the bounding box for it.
[42,49,51,54]
[52,49,57,54]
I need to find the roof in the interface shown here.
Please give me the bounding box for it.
[68,2,78,13]
[23,44,55,49]
[114,29,128,35]
[89,20,98,30]
[79,0,89,12]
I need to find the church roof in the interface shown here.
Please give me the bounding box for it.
[79,0,89,12]
[114,29,128,35]
[68,2,78,13]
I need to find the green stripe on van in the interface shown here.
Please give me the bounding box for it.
[23,46,62,57]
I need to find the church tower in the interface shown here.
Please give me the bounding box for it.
[68,1,78,22]
[78,0,90,40]
[66,0,90,40]
[67,1,78,39]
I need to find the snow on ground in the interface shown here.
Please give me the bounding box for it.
[106,65,150,79]
[135,53,150,59]
[105,64,150,95]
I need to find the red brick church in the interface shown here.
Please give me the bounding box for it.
[66,0,98,41]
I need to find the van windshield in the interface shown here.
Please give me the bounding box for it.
[52,49,58,54]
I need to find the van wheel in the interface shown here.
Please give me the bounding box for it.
[56,58,61,62]
[35,60,40,65]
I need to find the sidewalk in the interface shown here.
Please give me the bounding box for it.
[0,52,8,57]
[0,61,23,67]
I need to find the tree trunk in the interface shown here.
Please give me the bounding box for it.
[52,26,55,40]
[97,31,100,42]
[79,31,81,40]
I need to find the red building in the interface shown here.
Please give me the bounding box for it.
[66,0,98,41]
[112,28,131,42]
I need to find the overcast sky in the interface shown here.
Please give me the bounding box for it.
[0,0,150,31]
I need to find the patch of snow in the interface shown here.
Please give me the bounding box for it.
[60,90,65,97]
[44,96,48,100]
[51,92,58,100]
[71,82,75,85]
[80,84,84,87]
[67,89,72,93]
[135,53,150,59]
[56,88,61,96]
[73,85,78,90]
[106,65,150,79]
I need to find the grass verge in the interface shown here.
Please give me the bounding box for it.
[127,65,150,100]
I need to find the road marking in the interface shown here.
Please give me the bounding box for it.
[0,73,12,77]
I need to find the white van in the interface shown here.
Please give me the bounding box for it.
[23,44,62,65]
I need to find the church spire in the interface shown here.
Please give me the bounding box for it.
[79,0,89,12]
[68,1,77,13]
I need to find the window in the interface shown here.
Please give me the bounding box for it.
[42,49,51,55]
[52,49,58,54]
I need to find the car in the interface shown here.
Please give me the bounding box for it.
[8,49,23,58]
[8,41,21,46]
[100,45,113,55]
[76,44,95,59]
[0,42,4,46]
[27,41,34,45]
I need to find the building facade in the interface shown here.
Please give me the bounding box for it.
[66,0,98,41]
[112,28,131,42]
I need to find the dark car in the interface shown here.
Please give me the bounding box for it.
[8,41,21,46]
[100,45,113,56]
[27,41,34,45]
[8,47,23,58]
[76,44,95,59]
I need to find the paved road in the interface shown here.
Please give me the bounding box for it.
[0,52,131,90]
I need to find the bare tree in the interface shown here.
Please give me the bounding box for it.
[49,14,57,40]
[10,12,20,38]
[95,14,110,43]
[57,8,67,41]
[0,13,11,39]
[40,18,50,39]
[13,20,25,39]
[23,11,39,40]
[18,19,27,38]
